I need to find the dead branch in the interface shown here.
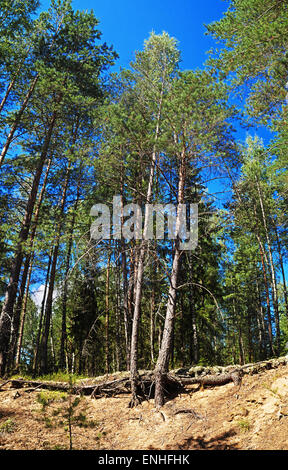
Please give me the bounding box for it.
[5,356,288,401]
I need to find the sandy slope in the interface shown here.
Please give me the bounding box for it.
[0,363,288,450]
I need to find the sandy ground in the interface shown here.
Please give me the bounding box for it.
[0,364,288,450]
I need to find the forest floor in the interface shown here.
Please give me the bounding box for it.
[0,363,288,450]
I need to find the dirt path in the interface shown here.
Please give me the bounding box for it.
[0,364,288,450]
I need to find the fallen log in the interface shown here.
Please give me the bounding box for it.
[4,359,281,400]
[4,356,288,398]
[178,370,243,387]
[6,370,240,398]
[7,374,156,397]
[0,379,10,389]
[10,378,78,393]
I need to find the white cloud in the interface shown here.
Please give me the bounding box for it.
[31,285,59,308]
[31,285,45,308]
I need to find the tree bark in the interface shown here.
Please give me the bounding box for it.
[257,235,275,356]
[154,148,186,408]
[255,276,267,360]
[105,251,111,374]
[14,257,33,367]
[129,95,162,407]
[256,177,280,355]
[0,48,31,115]
[119,174,132,371]
[0,108,58,376]
[121,241,131,370]
[0,74,39,168]
[33,248,53,375]
[188,253,198,364]
[59,184,80,370]
[273,222,288,320]
[7,158,52,370]
[150,284,155,366]
[39,161,71,374]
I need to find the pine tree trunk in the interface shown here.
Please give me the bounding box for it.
[7,158,52,370]
[129,244,146,405]
[14,257,33,366]
[256,178,280,354]
[0,76,17,115]
[39,162,71,374]
[121,241,131,370]
[154,247,182,407]
[253,201,275,358]
[0,110,58,376]
[115,280,121,372]
[129,100,162,407]
[257,236,275,356]
[233,297,245,365]
[33,249,53,375]
[274,222,288,320]
[0,49,31,115]
[154,149,186,408]
[105,252,111,374]
[0,74,39,168]
[58,115,80,368]
[255,277,267,359]
[150,285,155,366]
[188,253,198,364]
[119,175,132,371]
[59,186,80,370]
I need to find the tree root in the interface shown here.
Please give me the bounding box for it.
[128,393,144,408]
[4,356,288,402]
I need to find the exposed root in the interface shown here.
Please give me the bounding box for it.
[128,392,144,408]
[4,357,288,405]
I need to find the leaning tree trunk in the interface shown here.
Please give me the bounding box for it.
[121,239,131,370]
[188,252,198,364]
[253,201,275,358]
[0,48,31,116]
[154,249,182,407]
[39,162,71,374]
[256,178,280,355]
[59,122,81,370]
[7,158,52,371]
[59,186,80,370]
[0,74,39,168]
[119,173,132,371]
[154,149,186,408]
[14,257,34,367]
[0,27,65,168]
[274,222,288,320]
[150,283,156,366]
[255,276,267,360]
[33,248,53,375]
[105,251,111,374]
[257,236,275,356]
[0,109,58,376]
[129,97,163,407]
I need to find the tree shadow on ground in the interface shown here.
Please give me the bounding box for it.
[175,429,239,450]
[0,409,17,420]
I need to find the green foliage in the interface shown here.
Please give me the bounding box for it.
[0,1,287,383]
[37,390,68,409]
[237,419,250,432]
[207,0,287,125]
[0,418,16,434]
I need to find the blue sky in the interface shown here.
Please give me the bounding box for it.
[37,0,272,204]
[29,1,281,299]
[39,0,228,71]
[38,1,273,142]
